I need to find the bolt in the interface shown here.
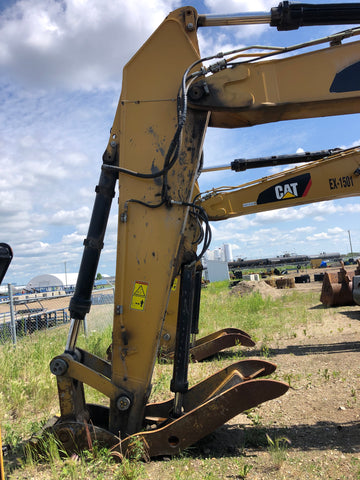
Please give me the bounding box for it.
[188,84,205,101]
[186,22,194,31]
[58,428,71,444]
[163,333,171,341]
[116,395,131,411]
[50,358,68,376]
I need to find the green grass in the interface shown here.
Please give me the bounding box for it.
[199,281,319,342]
[0,279,353,479]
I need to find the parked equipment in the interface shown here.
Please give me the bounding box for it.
[321,260,360,306]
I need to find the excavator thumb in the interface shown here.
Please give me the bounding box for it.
[188,327,255,362]
[37,359,287,458]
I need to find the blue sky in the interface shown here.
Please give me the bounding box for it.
[1,0,360,285]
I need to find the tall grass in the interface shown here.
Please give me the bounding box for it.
[199,281,318,341]
[1,280,324,478]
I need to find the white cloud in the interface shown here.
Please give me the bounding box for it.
[1,0,360,285]
[0,0,181,90]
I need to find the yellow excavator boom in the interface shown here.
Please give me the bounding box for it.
[44,3,360,458]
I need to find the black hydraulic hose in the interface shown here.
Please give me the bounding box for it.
[69,143,118,320]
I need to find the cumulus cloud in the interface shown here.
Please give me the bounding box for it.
[0,0,180,90]
[1,0,360,284]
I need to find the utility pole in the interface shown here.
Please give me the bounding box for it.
[348,230,354,255]
[64,261,68,287]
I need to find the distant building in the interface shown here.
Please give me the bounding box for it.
[204,244,233,263]
[26,273,78,292]
[223,244,233,262]
[203,260,230,283]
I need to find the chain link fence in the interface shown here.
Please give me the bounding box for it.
[0,286,114,344]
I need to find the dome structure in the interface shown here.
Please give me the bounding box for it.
[26,273,78,291]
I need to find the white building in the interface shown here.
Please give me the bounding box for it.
[26,273,78,291]
[223,244,233,262]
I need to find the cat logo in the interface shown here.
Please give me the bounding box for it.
[257,173,312,205]
[275,182,299,200]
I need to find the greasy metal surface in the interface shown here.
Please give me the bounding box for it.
[188,40,360,128]
[190,328,255,361]
[107,6,209,436]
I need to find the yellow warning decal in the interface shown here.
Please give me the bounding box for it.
[171,278,178,291]
[130,281,149,311]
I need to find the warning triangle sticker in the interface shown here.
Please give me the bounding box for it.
[134,285,146,296]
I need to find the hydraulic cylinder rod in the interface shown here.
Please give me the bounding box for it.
[201,149,340,173]
[198,2,360,30]
[66,143,118,351]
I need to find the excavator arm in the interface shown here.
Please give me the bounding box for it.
[46,3,360,458]
[159,147,360,361]
[201,147,360,221]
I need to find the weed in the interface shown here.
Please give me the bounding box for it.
[234,458,253,479]
[266,434,291,468]
[246,410,262,426]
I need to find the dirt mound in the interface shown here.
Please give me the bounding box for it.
[230,280,283,299]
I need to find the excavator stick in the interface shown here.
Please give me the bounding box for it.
[45,2,360,461]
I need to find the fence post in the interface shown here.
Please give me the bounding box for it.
[8,284,16,346]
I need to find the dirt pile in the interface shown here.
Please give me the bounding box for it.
[230,280,284,299]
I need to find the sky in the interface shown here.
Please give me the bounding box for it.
[1,0,360,285]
